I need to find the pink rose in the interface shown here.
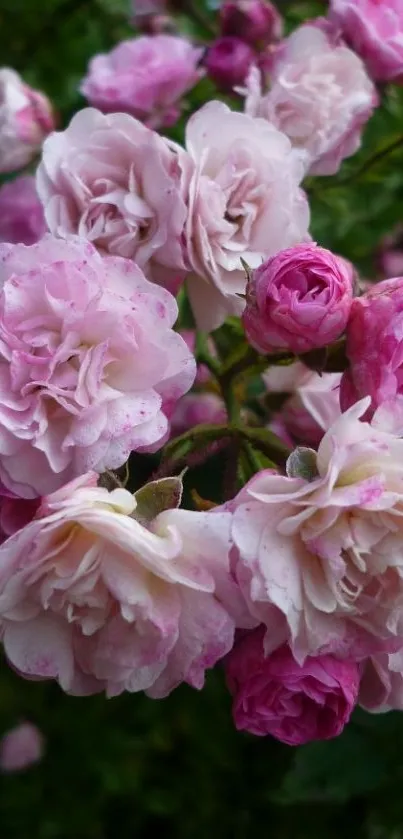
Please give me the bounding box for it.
[205,37,256,93]
[0,722,44,772]
[178,100,310,331]
[341,277,403,417]
[230,398,403,663]
[264,362,342,446]
[330,0,403,82]
[0,176,46,245]
[0,473,236,697]
[226,628,359,744]
[170,392,226,435]
[0,236,195,498]
[80,36,203,129]
[244,24,377,175]
[243,243,353,354]
[220,0,283,46]
[0,69,54,174]
[36,108,188,292]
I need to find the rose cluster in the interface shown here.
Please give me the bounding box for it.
[1,0,403,752]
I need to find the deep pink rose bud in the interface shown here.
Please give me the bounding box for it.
[330,0,403,82]
[341,277,403,417]
[220,0,283,47]
[0,69,54,174]
[243,243,354,355]
[225,628,360,745]
[205,37,256,92]
[0,176,46,245]
[0,723,44,772]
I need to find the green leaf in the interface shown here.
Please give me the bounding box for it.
[286,447,319,481]
[134,476,184,524]
[274,727,387,805]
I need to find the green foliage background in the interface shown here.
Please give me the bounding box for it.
[1,1,403,837]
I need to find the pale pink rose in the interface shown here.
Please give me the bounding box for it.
[178,100,310,330]
[0,722,44,772]
[341,278,403,417]
[80,36,203,129]
[0,236,195,498]
[330,0,403,82]
[220,0,283,46]
[171,392,226,434]
[244,25,377,175]
[36,108,188,292]
[359,651,403,712]
[243,243,353,354]
[231,398,403,663]
[264,362,342,446]
[0,473,236,697]
[226,628,359,743]
[205,38,256,92]
[0,176,46,245]
[0,69,54,174]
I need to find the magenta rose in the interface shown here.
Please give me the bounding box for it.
[242,243,354,355]
[341,277,403,417]
[220,0,283,46]
[80,35,203,129]
[205,37,256,92]
[225,628,360,745]
[330,0,403,83]
[0,176,46,245]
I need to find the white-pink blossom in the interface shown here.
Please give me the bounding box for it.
[231,399,403,663]
[0,474,236,697]
[244,25,377,175]
[0,236,195,498]
[178,100,310,330]
[37,108,188,293]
